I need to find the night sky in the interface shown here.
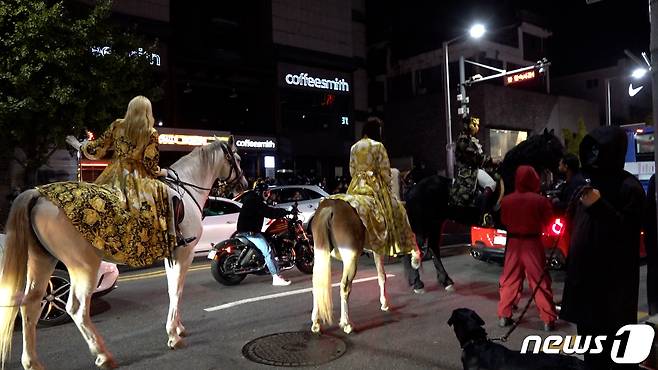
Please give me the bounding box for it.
[368,0,650,76]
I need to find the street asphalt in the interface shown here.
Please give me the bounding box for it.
[7,249,653,370]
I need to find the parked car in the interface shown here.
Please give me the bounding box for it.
[234,185,329,229]
[0,234,119,326]
[469,218,646,270]
[196,185,329,257]
[195,197,242,257]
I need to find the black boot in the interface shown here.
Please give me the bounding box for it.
[172,196,196,247]
[479,187,494,227]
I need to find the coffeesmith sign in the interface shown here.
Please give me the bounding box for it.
[284,73,349,92]
[279,63,351,94]
[235,136,277,151]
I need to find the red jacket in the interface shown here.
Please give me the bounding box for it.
[501,166,552,236]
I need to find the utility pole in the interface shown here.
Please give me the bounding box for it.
[650,0,658,250]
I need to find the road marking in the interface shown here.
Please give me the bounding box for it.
[204,274,395,312]
[118,264,210,282]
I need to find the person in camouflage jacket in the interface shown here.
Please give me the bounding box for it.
[449,116,496,209]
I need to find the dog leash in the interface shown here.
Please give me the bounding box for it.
[490,185,588,343]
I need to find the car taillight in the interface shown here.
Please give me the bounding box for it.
[551,218,564,235]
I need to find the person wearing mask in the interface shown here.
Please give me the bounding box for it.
[552,153,587,213]
[450,116,497,224]
[497,166,557,331]
[237,181,293,286]
[560,126,645,370]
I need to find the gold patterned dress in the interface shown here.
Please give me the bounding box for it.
[331,138,417,256]
[37,121,176,267]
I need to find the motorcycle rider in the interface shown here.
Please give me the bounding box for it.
[237,180,293,286]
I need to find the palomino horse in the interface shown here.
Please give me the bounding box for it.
[310,189,419,335]
[0,137,247,370]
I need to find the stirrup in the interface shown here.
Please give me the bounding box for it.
[176,236,196,248]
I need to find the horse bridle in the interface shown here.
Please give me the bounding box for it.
[161,141,244,218]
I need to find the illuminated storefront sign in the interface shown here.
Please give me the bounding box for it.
[158,134,228,147]
[284,73,350,92]
[91,46,161,66]
[236,139,276,149]
[505,70,536,85]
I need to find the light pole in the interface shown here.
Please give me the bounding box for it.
[604,67,648,126]
[443,24,485,178]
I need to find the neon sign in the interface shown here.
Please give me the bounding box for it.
[91,46,161,66]
[158,134,228,147]
[505,70,536,85]
[236,139,276,149]
[285,73,350,92]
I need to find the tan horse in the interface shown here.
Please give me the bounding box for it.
[310,196,419,335]
[0,138,246,370]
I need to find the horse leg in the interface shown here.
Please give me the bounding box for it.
[373,252,389,311]
[164,247,193,349]
[20,252,56,370]
[67,266,116,369]
[338,247,358,334]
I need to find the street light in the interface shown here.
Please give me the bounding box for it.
[443,23,486,178]
[632,67,648,79]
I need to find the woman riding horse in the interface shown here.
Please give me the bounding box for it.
[311,117,420,334]
[42,95,183,267]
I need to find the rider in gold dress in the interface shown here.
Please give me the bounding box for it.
[38,96,182,267]
[332,117,420,260]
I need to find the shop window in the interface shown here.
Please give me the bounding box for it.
[489,128,528,162]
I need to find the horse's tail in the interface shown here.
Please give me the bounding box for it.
[312,204,334,325]
[0,189,39,368]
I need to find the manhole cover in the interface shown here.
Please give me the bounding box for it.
[242,331,347,367]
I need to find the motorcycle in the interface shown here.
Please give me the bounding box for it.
[208,202,314,286]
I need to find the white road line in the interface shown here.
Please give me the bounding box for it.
[204,273,395,312]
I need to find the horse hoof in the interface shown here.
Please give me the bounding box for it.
[311,322,321,334]
[177,327,189,337]
[95,354,118,369]
[22,360,45,370]
[168,337,187,350]
[341,323,353,334]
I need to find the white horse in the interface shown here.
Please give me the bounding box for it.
[0,137,247,370]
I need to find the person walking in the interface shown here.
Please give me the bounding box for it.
[497,165,557,331]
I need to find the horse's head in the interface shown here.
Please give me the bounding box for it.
[217,136,248,192]
[500,128,564,194]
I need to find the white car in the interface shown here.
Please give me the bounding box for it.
[0,234,119,326]
[234,185,329,228]
[195,197,242,257]
[195,185,329,257]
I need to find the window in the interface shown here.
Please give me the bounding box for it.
[274,188,310,203]
[305,189,325,200]
[415,66,442,95]
[203,199,241,217]
[523,33,543,63]
[489,129,528,162]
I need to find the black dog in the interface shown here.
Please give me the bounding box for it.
[448,308,585,370]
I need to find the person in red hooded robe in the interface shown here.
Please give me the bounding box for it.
[497,165,557,331]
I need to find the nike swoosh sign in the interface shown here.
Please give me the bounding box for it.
[629,84,644,97]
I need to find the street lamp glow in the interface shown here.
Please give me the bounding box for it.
[469,24,486,39]
[632,68,648,79]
